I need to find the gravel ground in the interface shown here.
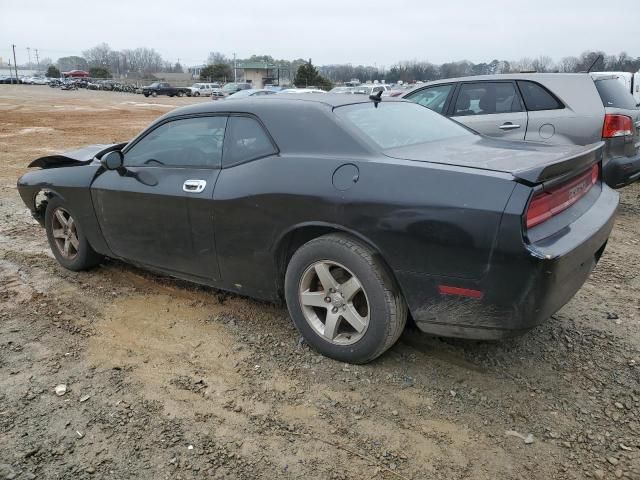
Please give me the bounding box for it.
[0,86,639,480]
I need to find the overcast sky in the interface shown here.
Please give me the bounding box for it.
[1,0,636,67]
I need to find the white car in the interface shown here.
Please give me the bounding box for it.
[188,83,220,97]
[352,84,392,96]
[278,88,326,94]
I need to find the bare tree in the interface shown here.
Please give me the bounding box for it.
[557,56,579,73]
[531,55,555,72]
[207,51,229,65]
[510,57,534,72]
[83,43,112,68]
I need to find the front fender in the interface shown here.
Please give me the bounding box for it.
[17,165,113,257]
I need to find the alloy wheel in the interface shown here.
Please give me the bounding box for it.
[51,207,79,259]
[298,260,370,345]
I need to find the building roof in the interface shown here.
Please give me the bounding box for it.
[236,62,278,70]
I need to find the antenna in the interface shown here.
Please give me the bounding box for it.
[587,54,603,73]
[369,89,383,107]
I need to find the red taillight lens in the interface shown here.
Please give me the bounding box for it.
[526,164,599,229]
[602,114,633,138]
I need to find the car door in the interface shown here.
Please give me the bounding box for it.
[211,115,280,295]
[404,83,455,115]
[449,81,527,140]
[516,80,570,144]
[91,115,227,280]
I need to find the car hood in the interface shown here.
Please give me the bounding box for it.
[385,136,604,184]
[28,143,125,169]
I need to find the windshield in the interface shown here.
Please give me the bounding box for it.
[335,102,472,149]
[149,82,159,88]
[222,83,239,91]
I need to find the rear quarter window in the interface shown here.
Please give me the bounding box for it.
[335,102,471,150]
[517,81,564,111]
[594,79,637,110]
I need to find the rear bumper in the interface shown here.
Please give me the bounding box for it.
[397,185,619,340]
[603,151,640,188]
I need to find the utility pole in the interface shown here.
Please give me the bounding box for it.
[27,47,31,69]
[233,53,237,82]
[12,44,18,83]
[35,49,40,70]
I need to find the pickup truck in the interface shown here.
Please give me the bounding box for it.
[141,82,190,98]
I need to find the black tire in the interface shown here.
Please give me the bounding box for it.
[285,233,407,364]
[194,91,200,97]
[177,91,184,97]
[144,93,149,97]
[45,196,102,271]
[152,91,157,97]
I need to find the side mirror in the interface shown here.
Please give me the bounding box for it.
[101,150,124,170]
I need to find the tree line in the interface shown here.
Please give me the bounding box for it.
[42,43,184,79]
[36,45,640,84]
[319,51,640,84]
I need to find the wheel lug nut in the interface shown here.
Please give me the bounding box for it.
[324,296,331,303]
[331,307,338,313]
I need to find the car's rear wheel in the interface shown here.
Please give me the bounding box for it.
[45,197,102,271]
[285,234,407,364]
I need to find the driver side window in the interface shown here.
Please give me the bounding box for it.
[124,116,227,169]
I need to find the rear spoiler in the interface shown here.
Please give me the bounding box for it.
[28,143,126,169]
[511,142,604,185]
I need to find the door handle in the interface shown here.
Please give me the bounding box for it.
[182,179,207,193]
[499,123,521,130]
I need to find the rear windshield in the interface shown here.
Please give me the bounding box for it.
[334,102,472,149]
[594,79,637,110]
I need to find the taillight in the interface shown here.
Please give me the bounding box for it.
[526,164,599,229]
[602,114,633,138]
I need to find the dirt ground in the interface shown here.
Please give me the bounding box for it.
[0,85,638,480]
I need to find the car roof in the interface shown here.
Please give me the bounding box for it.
[404,73,592,93]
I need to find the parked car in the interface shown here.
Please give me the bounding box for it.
[223,89,277,99]
[1,75,22,84]
[188,82,220,97]
[17,95,618,363]
[402,73,640,188]
[141,82,189,97]
[329,86,356,94]
[353,84,392,95]
[218,82,252,97]
[278,88,326,94]
[23,76,48,85]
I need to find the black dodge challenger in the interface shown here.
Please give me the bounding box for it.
[17,95,619,363]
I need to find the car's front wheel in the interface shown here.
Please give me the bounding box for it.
[285,234,407,364]
[45,197,103,271]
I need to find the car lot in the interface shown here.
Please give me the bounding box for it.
[1,86,639,479]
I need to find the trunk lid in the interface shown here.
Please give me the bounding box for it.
[384,136,604,185]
